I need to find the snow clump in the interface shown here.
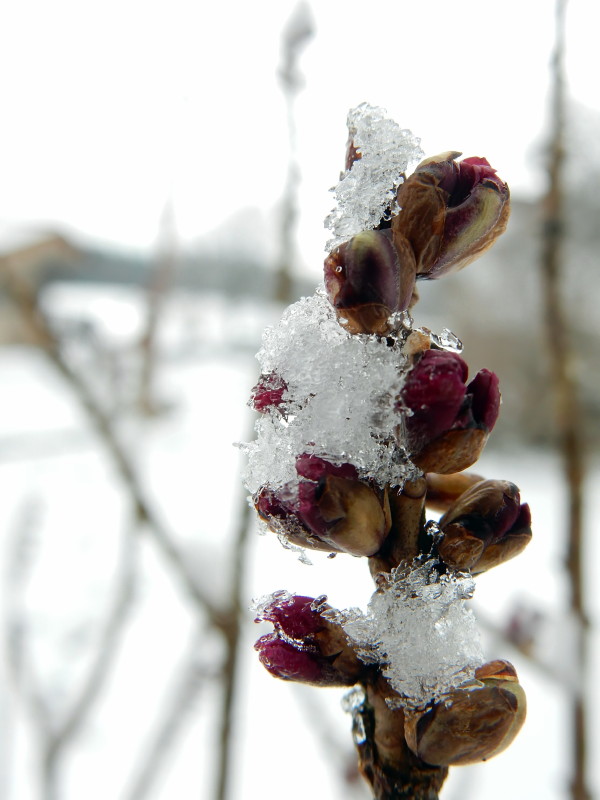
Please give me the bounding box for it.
[325,103,423,252]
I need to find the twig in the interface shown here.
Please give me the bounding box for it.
[540,2,590,798]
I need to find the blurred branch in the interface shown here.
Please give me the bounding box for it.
[44,524,136,765]
[213,10,314,798]
[274,1,314,303]
[4,506,137,800]
[138,201,179,416]
[540,2,590,798]
[2,266,225,629]
[475,608,570,689]
[292,685,368,797]
[214,486,252,800]
[123,626,210,800]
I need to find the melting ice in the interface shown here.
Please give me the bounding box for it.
[335,560,484,707]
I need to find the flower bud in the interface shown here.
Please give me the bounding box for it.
[254,593,365,686]
[404,660,526,766]
[255,455,391,557]
[249,373,287,413]
[392,152,510,280]
[437,479,532,573]
[425,472,485,513]
[400,349,500,473]
[324,229,416,334]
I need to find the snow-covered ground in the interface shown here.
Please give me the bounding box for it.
[0,283,597,799]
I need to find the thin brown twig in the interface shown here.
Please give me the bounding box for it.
[540,2,590,798]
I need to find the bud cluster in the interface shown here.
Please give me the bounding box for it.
[246,104,531,798]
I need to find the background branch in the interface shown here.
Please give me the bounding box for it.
[2,265,225,630]
[540,2,590,798]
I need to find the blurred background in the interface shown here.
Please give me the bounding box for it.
[0,0,598,798]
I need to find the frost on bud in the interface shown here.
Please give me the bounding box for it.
[255,455,391,557]
[324,230,416,334]
[404,660,526,766]
[254,593,365,686]
[437,479,532,573]
[392,152,510,280]
[400,349,500,474]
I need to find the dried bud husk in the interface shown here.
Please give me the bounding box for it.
[404,660,526,766]
[324,229,416,334]
[392,152,510,280]
[254,594,365,687]
[438,479,532,573]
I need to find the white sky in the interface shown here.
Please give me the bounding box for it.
[1,0,599,271]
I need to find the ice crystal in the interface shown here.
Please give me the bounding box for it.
[325,103,423,251]
[336,560,484,707]
[242,291,416,494]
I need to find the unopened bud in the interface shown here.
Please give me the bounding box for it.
[255,455,391,557]
[438,479,532,573]
[400,349,500,473]
[404,660,526,766]
[324,230,416,334]
[393,152,510,280]
[254,593,365,686]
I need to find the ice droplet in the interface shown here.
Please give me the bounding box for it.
[310,595,328,612]
[276,534,312,565]
[426,327,463,353]
[352,714,367,746]
[341,685,366,713]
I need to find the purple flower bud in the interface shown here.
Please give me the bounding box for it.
[255,455,391,557]
[254,593,365,686]
[324,230,417,334]
[250,373,287,413]
[258,593,326,639]
[255,635,328,683]
[393,152,510,281]
[438,479,532,573]
[401,350,468,442]
[400,349,500,473]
